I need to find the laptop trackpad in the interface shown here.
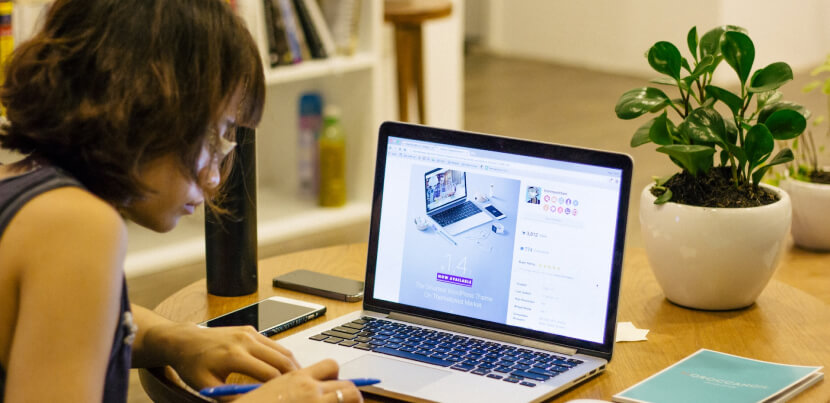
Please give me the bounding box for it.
[339,355,451,393]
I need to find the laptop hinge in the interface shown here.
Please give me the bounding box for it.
[387,312,578,356]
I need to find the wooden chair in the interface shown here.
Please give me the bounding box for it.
[384,0,452,123]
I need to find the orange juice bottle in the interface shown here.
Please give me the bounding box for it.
[318,106,346,207]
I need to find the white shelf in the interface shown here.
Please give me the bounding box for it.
[124,0,384,277]
[265,53,376,85]
[125,191,371,278]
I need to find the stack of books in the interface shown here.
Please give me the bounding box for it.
[261,0,361,67]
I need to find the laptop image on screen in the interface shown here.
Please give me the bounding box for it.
[424,168,493,236]
[277,122,633,402]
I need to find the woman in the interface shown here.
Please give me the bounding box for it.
[0,0,360,402]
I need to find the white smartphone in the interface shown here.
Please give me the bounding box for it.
[484,204,506,220]
[199,296,326,337]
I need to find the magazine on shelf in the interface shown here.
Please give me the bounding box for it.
[613,349,823,403]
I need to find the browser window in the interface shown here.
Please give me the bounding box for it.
[374,137,624,343]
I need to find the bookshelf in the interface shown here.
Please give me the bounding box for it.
[125,0,384,277]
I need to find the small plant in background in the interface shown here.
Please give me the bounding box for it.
[615,25,808,206]
[787,55,830,184]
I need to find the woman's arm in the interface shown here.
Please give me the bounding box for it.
[130,303,301,390]
[2,188,126,402]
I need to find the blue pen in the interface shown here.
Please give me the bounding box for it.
[199,378,381,397]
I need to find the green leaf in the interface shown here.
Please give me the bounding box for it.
[653,175,671,187]
[687,26,698,61]
[719,149,730,165]
[728,143,747,163]
[757,90,782,109]
[615,87,671,119]
[649,111,675,145]
[764,109,806,140]
[751,166,772,186]
[704,55,724,75]
[726,143,747,173]
[721,31,755,85]
[725,118,738,144]
[823,78,830,95]
[705,85,743,116]
[699,27,724,58]
[649,77,690,92]
[758,101,811,123]
[682,107,727,146]
[699,25,747,58]
[631,118,656,147]
[745,124,774,173]
[748,62,793,93]
[648,41,682,79]
[701,97,716,108]
[649,77,677,86]
[655,188,673,204]
[690,55,715,80]
[768,147,794,166]
[656,144,716,176]
[751,148,794,185]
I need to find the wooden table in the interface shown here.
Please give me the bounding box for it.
[151,244,830,402]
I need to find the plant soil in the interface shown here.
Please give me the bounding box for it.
[809,170,830,184]
[652,167,778,208]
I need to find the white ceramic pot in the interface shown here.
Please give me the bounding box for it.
[781,177,830,251]
[639,184,791,310]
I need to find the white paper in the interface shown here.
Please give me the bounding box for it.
[615,321,648,342]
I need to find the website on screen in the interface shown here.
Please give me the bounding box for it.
[373,137,623,343]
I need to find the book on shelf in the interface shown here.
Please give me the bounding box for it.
[261,0,281,66]
[293,0,328,59]
[275,0,311,63]
[262,0,294,66]
[301,0,337,58]
[319,0,361,56]
[613,349,823,403]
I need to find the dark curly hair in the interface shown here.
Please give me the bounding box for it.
[0,0,265,207]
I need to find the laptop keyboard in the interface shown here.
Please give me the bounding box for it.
[308,317,584,388]
[430,201,483,227]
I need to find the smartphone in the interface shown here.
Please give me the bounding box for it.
[484,204,506,219]
[199,296,326,337]
[273,269,364,302]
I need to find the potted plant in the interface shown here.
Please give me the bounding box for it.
[779,55,830,250]
[615,25,807,310]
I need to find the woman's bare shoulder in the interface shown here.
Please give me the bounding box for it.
[1,186,127,275]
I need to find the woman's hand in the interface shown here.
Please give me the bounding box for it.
[238,359,363,403]
[142,321,301,390]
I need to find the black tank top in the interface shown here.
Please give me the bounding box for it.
[0,166,133,402]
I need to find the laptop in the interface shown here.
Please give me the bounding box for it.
[278,122,633,402]
[424,168,493,236]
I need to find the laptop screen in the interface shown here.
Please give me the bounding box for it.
[424,168,468,212]
[365,123,632,357]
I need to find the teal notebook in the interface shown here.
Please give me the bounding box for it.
[613,349,823,403]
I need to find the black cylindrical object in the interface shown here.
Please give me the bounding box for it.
[205,126,258,296]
